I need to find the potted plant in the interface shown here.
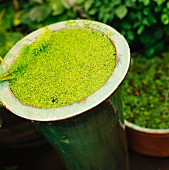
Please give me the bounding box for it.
[0,20,130,169]
[0,59,45,149]
[123,54,169,157]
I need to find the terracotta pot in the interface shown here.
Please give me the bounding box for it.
[125,120,169,157]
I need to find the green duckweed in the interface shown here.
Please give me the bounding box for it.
[6,27,116,108]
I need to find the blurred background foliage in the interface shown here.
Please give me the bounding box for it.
[0,0,169,128]
[76,0,169,57]
[0,0,169,58]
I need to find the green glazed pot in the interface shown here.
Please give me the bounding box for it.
[0,20,130,170]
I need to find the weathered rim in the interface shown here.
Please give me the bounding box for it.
[125,120,169,134]
[0,20,130,122]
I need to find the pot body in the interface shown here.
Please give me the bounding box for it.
[0,107,46,149]
[35,88,129,170]
[0,20,130,169]
[125,120,169,157]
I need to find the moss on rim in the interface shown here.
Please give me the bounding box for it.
[2,27,116,109]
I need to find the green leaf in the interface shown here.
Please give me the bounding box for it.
[142,18,149,26]
[19,10,40,29]
[77,0,85,5]
[114,5,128,19]
[154,0,166,5]
[103,13,114,23]
[84,0,94,11]
[133,21,140,28]
[147,13,157,25]
[0,6,15,30]
[142,0,150,6]
[88,8,97,15]
[121,21,131,29]
[13,11,22,26]
[137,25,144,35]
[161,13,169,25]
[125,0,135,7]
[146,48,155,57]
[29,5,52,22]
[167,2,169,9]
[127,30,135,40]
[30,0,44,4]
[48,0,65,16]
[44,15,68,25]
[110,0,122,7]
[95,0,102,7]
[62,0,76,9]
[0,9,5,31]
[136,11,142,20]
[98,6,106,21]
[0,32,23,58]
[143,8,150,15]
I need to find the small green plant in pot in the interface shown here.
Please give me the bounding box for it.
[0,20,130,170]
[123,53,169,157]
[0,27,116,109]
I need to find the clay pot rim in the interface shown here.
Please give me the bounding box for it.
[0,20,130,122]
[125,120,169,134]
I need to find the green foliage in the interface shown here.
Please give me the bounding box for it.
[75,0,169,57]
[0,32,23,58]
[0,4,24,58]
[123,52,169,129]
[28,5,52,22]
[1,27,116,109]
[0,0,168,58]
[0,0,76,58]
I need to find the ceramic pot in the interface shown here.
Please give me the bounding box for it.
[125,120,169,157]
[0,20,130,170]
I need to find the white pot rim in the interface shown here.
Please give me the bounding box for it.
[125,120,169,134]
[0,20,130,121]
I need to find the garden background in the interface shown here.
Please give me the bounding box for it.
[0,0,169,128]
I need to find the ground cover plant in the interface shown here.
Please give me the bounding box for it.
[0,27,116,108]
[123,52,169,129]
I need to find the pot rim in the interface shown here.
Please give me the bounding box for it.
[125,120,169,134]
[0,20,130,122]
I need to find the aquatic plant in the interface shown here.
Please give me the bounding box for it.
[0,27,116,108]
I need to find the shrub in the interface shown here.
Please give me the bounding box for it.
[1,0,168,57]
[0,0,76,58]
[75,0,169,57]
